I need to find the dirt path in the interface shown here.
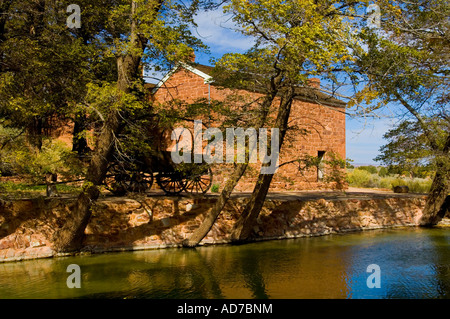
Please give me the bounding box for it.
[137,186,426,202]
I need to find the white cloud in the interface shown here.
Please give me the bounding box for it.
[192,7,255,53]
[145,7,254,83]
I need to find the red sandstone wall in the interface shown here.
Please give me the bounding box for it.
[152,66,346,191]
[0,195,427,262]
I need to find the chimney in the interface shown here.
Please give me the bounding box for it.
[308,78,320,89]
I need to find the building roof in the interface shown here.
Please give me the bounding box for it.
[151,62,347,108]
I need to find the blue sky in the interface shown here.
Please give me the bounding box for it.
[147,7,397,165]
[346,115,397,165]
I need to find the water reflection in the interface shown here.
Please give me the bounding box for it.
[425,231,450,299]
[344,228,450,299]
[0,228,449,299]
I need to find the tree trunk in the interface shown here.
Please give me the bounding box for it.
[395,92,450,226]
[231,89,295,242]
[52,1,147,253]
[419,132,450,226]
[182,88,280,247]
[72,112,89,156]
[52,109,121,252]
[26,117,43,151]
[182,162,248,247]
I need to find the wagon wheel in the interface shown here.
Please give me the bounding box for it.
[104,163,132,196]
[156,172,186,195]
[184,166,213,194]
[129,171,154,193]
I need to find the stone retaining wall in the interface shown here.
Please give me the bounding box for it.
[0,194,426,263]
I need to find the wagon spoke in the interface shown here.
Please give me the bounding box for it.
[183,167,212,194]
[157,172,185,195]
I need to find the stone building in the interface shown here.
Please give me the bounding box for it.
[148,57,346,191]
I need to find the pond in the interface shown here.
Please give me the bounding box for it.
[0,227,449,299]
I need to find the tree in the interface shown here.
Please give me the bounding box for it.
[183,0,367,246]
[375,118,446,178]
[0,0,107,152]
[182,54,284,247]
[358,165,378,174]
[355,0,449,225]
[51,0,209,252]
[378,166,388,177]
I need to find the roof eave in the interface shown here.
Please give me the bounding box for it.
[151,62,213,94]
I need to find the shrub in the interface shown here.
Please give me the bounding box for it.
[211,183,220,193]
[357,165,378,174]
[378,166,388,177]
[347,169,372,187]
[406,179,432,193]
[1,135,84,183]
[348,168,432,193]
[379,176,431,193]
[379,176,396,189]
[323,153,347,191]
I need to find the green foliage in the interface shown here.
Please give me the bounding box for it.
[379,176,432,194]
[378,166,388,177]
[346,158,355,169]
[0,181,81,196]
[347,169,374,188]
[0,125,22,176]
[387,164,434,179]
[211,183,220,193]
[357,165,378,174]
[212,0,366,96]
[25,140,83,180]
[0,124,84,183]
[406,179,432,194]
[0,0,213,189]
[322,154,348,191]
[354,0,449,110]
[347,168,432,193]
[375,118,444,178]
[0,0,107,136]
[355,1,449,197]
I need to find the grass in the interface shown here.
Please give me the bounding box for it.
[347,168,432,193]
[211,183,220,193]
[0,170,434,199]
[0,181,81,199]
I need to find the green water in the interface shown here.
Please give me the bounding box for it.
[0,227,449,299]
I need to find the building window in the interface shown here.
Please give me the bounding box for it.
[317,151,325,182]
